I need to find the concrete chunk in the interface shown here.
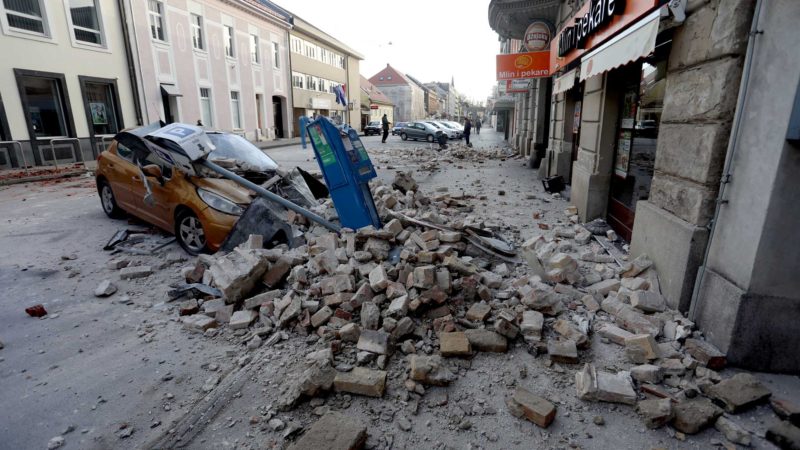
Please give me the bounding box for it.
[409,354,456,386]
[368,264,389,291]
[287,411,367,450]
[706,373,771,413]
[520,310,544,340]
[507,387,556,428]
[548,339,579,364]
[624,334,659,363]
[630,291,666,313]
[553,319,588,348]
[334,367,387,397]
[439,332,471,356]
[119,266,153,280]
[630,364,663,384]
[597,323,635,346]
[637,398,673,429]
[575,363,636,405]
[586,279,621,296]
[229,310,257,329]
[684,338,726,370]
[672,398,723,434]
[356,329,390,355]
[464,329,507,352]
[465,302,491,322]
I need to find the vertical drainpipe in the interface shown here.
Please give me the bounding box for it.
[287,28,294,138]
[117,0,144,126]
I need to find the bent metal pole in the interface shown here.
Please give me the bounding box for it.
[198,159,341,233]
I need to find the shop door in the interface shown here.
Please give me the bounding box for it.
[608,60,667,241]
[272,96,284,138]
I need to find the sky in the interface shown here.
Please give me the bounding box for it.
[272,0,499,103]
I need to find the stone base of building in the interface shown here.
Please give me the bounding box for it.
[569,165,609,222]
[629,200,708,311]
[694,267,800,373]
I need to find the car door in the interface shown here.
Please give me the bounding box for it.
[410,123,424,139]
[129,151,176,231]
[105,142,140,212]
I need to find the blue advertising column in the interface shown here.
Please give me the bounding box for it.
[306,118,382,230]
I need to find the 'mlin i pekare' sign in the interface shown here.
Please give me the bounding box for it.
[496,20,552,81]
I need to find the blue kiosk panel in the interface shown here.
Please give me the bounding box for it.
[306,118,381,230]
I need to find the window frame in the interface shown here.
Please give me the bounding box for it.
[249,33,259,64]
[78,75,123,157]
[147,0,166,42]
[0,0,52,39]
[290,35,302,54]
[190,12,204,50]
[62,0,106,48]
[199,87,213,127]
[271,41,279,69]
[230,91,242,129]
[223,24,235,58]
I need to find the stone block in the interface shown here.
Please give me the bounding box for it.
[412,265,436,289]
[244,290,281,310]
[672,398,723,434]
[507,387,556,428]
[179,299,199,316]
[208,249,268,302]
[668,0,753,71]
[286,412,367,450]
[684,338,727,370]
[360,302,380,330]
[624,334,659,364]
[520,310,544,340]
[278,296,302,327]
[653,123,730,186]
[439,332,471,356]
[705,373,771,413]
[356,329,390,355]
[548,339,579,364]
[465,302,491,322]
[621,277,649,291]
[494,318,519,339]
[715,416,752,447]
[182,315,217,332]
[94,279,117,297]
[409,354,456,386]
[229,310,257,329]
[119,266,153,280]
[630,291,666,313]
[334,367,387,397]
[601,296,662,337]
[630,364,663,384]
[575,364,636,405]
[310,306,333,328]
[386,295,409,317]
[597,323,635,346]
[339,323,360,343]
[637,398,673,429]
[464,329,507,352]
[262,258,291,288]
[320,275,354,295]
[368,265,389,291]
[766,421,800,450]
[662,56,744,123]
[586,279,620,296]
[553,319,588,348]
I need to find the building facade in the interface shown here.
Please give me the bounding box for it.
[0,0,139,168]
[359,75,393,129]
[368,64,425,122]
[123,0,293,141]
[489,0,800,372]
[288,16,362,137]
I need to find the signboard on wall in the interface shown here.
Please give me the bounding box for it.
[550,0,661,72]
[523,21,552,51]
[496,51,550,80]
[506,79,531,93]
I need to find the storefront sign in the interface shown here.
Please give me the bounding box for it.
[550,0,660,72]
[311,97,332,109]
[496,51,550,80]
[523,21,552,52]
[506,79,531,93]
[369,104,379,110]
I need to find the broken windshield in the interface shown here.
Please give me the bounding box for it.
[206,133,279,173]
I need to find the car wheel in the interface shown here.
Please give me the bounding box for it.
[427,134,434,142]
[175,209,209,255]
[97,179,125,219]
[401,133,408,141]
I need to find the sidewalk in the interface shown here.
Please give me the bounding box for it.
[252,136,302,150]
[0,163,92,186]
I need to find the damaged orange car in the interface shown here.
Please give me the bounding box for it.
[95,124,284,254]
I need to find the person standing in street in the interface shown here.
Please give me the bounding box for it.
[475,118,481,135]
[464,117,472,147]
[381,113,390,143]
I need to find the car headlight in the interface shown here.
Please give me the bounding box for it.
[197,188,244,216]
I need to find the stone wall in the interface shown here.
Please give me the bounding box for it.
[630,0,756,311]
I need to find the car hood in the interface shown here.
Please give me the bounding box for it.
[192,177,254,205]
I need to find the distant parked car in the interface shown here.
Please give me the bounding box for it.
[444,121,464,132]
[433,121,463,139]
[364,121,382,136]
[424,121,460,139]
[400,121,441,142]
[391,122,408,135]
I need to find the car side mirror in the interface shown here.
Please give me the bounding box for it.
[142,164,164,185]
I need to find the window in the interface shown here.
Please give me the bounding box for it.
[249,34,259,63]
[224,25,234,57]
[318,78,326,93]
[3,0,47,34]
[291,72,304,89]
[290,35,302,53]
[305,75,316,91]
[199,88,212,127]
[82,80,119,135]
[230,91,241,128]
[303,41,315,59]
[18,75,68,137]
[272,41,279,69]
[116,142,133,161]
[147,0,165,41]
[68,0,103,45]
[190,13,203,50]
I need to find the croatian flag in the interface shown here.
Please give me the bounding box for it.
[334,85,348,106]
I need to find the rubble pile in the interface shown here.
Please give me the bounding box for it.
[166,171,796,448]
